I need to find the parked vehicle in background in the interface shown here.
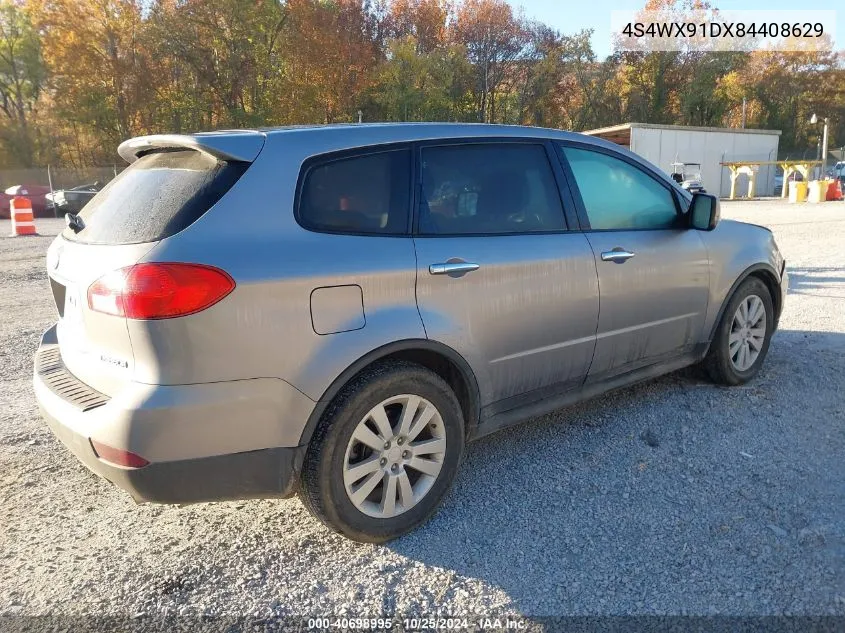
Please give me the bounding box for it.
[669,162,705,194]
[46,182,104,215]
[0,185,54,219]
[34,124,787,542]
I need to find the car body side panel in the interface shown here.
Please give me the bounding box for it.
[584,229,710,381]
[414,233,599,407]
[129,139,425,405]
[699,219,784,338]
[130,232,424,401]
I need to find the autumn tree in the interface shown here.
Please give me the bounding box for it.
[451,0,526,122]
[739,47,842,155]
[146,0,289,130]
[284,0,381,124]
[0,1,43,166]
[33,0,152,163]
[507,25,598,129]
[0,0,840,169]
[386,0,448,53]
[369,35,472,121]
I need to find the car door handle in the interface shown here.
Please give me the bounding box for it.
[600,249,636,263]
[429,262,480,275]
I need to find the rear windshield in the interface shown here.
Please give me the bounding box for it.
[62,149,247,244]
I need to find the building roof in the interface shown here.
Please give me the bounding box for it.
[583,122,782,137]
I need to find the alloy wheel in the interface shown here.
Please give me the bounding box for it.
[342,395,447,519]
[729,294,767,372]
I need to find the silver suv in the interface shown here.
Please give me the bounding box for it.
[34,124,787,542]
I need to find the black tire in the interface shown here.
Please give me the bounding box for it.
[703,276,774,386]
[299,361,465,543]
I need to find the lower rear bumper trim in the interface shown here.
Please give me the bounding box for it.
[43,409,304,504]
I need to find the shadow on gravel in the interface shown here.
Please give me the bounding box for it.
[388,329,845,615]
[787,266,845,299]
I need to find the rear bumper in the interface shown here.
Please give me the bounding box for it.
[43,413,303,503]
[34,325,309,504]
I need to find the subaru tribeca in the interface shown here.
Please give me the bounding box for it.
[34,124,787,542]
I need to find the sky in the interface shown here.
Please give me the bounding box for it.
[509,0,842,57]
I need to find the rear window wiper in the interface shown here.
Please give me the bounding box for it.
[65,213,85,234]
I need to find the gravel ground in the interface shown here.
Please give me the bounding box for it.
[1,202,844,622]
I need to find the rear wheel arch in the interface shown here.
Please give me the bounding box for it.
[297,340,480,448]
[709,263,781,342]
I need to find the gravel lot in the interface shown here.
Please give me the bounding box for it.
[1,201,844,622]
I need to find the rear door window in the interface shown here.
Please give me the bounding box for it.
[418,143,566,235]
[297,148,411,235]
[62,150,247,245]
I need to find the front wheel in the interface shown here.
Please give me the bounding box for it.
[299,361,464,543]
[703,277,774,385]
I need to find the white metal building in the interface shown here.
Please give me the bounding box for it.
[582,123,782,198]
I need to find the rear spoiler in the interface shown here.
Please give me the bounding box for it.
[117,130,266,164]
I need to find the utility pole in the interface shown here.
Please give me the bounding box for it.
[821,117,829,176]
[741,97,747,129]
[482,26,490,123]
[811,113,830,177]
[47,165,56,218]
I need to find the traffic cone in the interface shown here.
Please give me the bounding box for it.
[9,196,37,236]
[826,179,843,202]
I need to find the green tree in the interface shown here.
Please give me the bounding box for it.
[740,47,842,155]
[35,0,151,164]
[451,0,527,122]
[0,1,44,166]
[369,36,472,121]
[146,0,289,130]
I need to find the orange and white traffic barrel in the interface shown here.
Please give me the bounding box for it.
[9,196,37,236]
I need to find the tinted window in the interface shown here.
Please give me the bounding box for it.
[62,150,247,245]
[299,149,411,235]
[419,144,565,235]
[562,146,680,230]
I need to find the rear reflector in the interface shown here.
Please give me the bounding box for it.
[90,439,149,469]
[87,263,235,320]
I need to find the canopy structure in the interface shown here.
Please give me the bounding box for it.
[721,160,822,199]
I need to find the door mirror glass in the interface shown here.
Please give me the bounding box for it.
[690,193,720,231]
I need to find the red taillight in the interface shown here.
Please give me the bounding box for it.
[87,263,235,320]
[90,439,149,469]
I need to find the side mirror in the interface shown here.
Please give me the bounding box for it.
[690,192,720,231]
